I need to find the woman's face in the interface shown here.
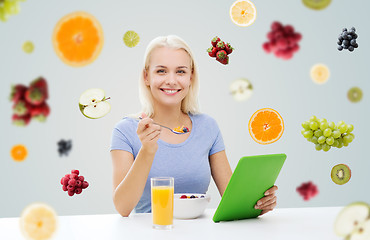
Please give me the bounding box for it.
[144,47,192,109]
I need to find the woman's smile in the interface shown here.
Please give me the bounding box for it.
[160,88,181,95]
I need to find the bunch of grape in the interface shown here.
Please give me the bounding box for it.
[60,170,89,196]
[337,27,358,52]
[301,116,355,152]
[262,21,302,60]
[0,0,26,22]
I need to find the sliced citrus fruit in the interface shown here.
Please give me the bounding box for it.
[52,11,104,67]
[310,63,330,84]
[10,144,28,162]
[302,0,331,10]
[22,41,35,54]
[248,108,284,144]
[123,30,140,48]
[229,0,257,27]
[20,203,58,240]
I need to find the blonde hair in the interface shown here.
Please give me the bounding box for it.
[138,35,200,118]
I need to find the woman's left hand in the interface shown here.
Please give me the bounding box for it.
[254,185,278,216]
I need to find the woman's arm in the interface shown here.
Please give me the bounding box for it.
[112,115,161,217]
[209,150,232,196]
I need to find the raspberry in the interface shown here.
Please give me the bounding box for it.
[70,174,78,179]
[71,169,79,175]
[180,195,187,199]
[78,176,84,182]
[74,188,82,194]
[296,181,319,201]
[76,180,82,188]
[82,181,89,189]
[62,185,68,191]
[62,177,69,186]
[68,179,77,186]
[67,185,75,191]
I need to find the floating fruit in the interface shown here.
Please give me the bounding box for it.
[10,144,28,162]
[310,64,330,84]
[123,30,140,48]
[229,0,257,27]
[230,78,253,101]
[331,164,351,185]
[22,41,34,54]
[347,87,363,103]
[302,0,331,10]
[79,88,111,119]
[248,108,284,144]
[52,11,104,67]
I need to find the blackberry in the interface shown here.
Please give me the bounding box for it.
[58,139,72,156]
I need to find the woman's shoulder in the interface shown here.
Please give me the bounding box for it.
[114,116,138,132]
[190,113,219,126]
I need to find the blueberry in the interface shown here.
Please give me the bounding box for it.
[337,40,342,45]
[342,34,348,40]
[353,33,358,39]
[190,195,196,199]
[337,45,343,51]
[200,195,205,198]
[342,28,348,32]
[351,27,356,32]
[350,39,357,46]
[343,44,349,49]
[338,35,343,41]
[343,40,349,46]
[348,46,354,51]
[354,43,358,48]
[347,35,352,40]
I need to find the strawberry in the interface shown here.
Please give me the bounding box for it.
[9,84,27,103]
[12,113,31,126]
[211,36,220,47]
[207,46,218,57]
[225,43,234,54]
[25,87,46,106]
[30,77,48,99]
[31,102,50,122]
[216,41,226,51]
[216,50,229,65]
[13,100,31,116]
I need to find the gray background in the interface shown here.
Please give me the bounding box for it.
[0,0,369,217]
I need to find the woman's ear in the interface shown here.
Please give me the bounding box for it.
[143,69,150,86]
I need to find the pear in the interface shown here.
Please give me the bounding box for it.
[334,202,370,237]
[79,88,111,119]
[350,219,370,240]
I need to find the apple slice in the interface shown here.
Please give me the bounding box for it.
[229,78,253,101]
[79,88,111,119]
[334,202,370,237]
[351,219,370,240]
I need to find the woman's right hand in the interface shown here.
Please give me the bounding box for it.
[137,113,161,154]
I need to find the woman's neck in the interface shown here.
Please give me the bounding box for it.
[152,106,187,128]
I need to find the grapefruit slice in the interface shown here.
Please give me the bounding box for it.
[230,0,257,27]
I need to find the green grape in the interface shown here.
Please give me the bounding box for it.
[301,128,306,135]
[343,142,349,147]
[333,140,339,147]
[315,143,322,151]
[332,130,341,139]
[310,116,318,122]
[319,118,327,123]
[339,124,348,133]
[323,128,332,137]
[303,130,313,139]
[347,124,354,133]
[0,8,9,22]
[322,143,331,152]
[328,122,335,130]
[310,121,319,130]
[318,136,326,144]
[326,136,334,145]
[337,121,345,126]
[314,129,323,137]
[343,135,353,144]
[320,122,329,131]
[310,136,318,144]
[302,121,310,130]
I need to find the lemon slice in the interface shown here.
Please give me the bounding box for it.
[123,30,140,48]
[20,203,58,240]
[22,41,35,54]
[229,0,257,27]
[310,63,330,84]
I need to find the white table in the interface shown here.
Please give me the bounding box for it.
[0,207,343,240]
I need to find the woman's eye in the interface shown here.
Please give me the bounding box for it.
[157,69,165,73]
[177,70,185,74]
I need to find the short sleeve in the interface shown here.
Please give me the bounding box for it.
[209,119,225,156]
[110,127,134,154]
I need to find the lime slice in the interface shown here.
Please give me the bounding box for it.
[22,41,34,54]
[20,202,58,240]
[123,30,140,48]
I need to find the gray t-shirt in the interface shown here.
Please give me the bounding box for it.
[110,113,225,213]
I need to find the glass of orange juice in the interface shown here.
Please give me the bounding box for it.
[151,177,174,230]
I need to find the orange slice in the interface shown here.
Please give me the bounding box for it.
[20,202,58,240]
[230,0,257,27]
[11,144,28,162]
[248,108,284,144]
[52,11,104,67]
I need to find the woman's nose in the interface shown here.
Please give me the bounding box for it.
[165,73,177,85]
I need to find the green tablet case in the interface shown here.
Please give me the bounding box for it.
[212,153,286,222]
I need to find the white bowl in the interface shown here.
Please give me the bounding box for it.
[173,193,211,219]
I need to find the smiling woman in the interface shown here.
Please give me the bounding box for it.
[110,35,278,217]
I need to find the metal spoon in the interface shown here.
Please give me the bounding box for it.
[136,117,190,135]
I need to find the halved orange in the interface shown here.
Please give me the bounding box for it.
[230,0,257,27]
[52,11,104,67]
[11,144,28,162]
[248,108,284,144]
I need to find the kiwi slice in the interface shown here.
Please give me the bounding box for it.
[302,0,331,10]
[331,164,351,185]
[348,87,363,103]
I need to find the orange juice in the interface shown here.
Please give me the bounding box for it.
[151,186,174,226]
